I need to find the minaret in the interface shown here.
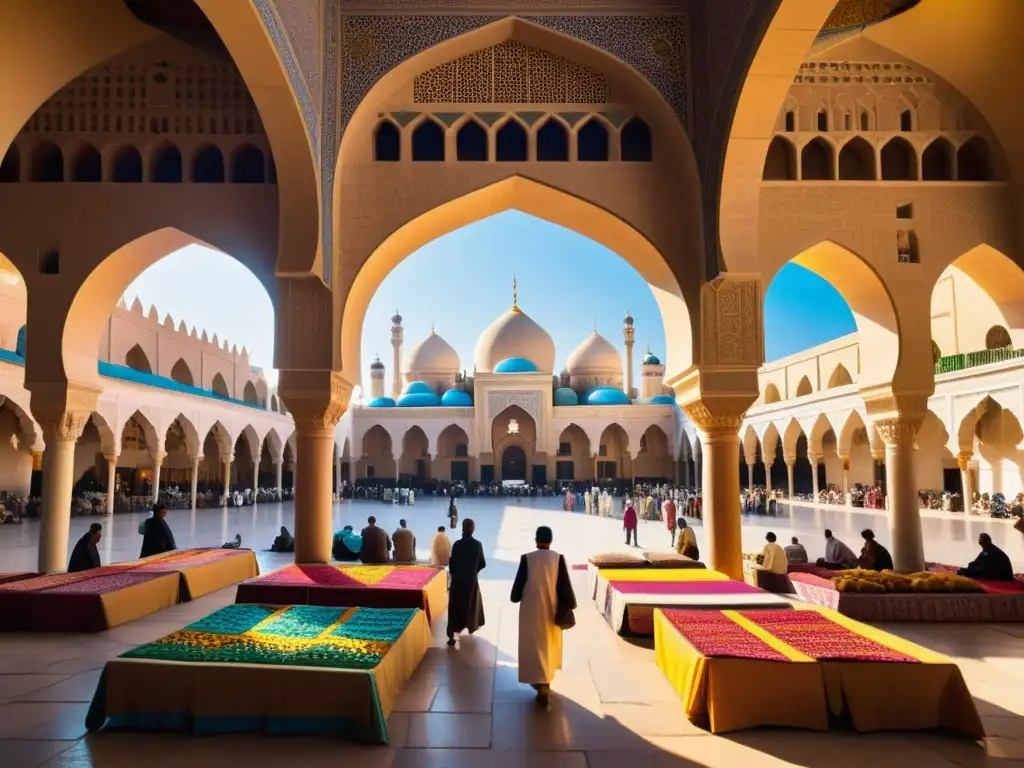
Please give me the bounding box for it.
[623,310,635,399]
[641,345,667,400]
[369,354,385,400]
[511,272,521,313]
[390,310,403,399]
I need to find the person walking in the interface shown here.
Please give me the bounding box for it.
[448,496,459,530]
[664,496,677,546]
[623,499,638,547]
[511,525,577,708]
[447,518,486,646]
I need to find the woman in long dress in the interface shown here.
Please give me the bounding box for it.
[510,526,577,708]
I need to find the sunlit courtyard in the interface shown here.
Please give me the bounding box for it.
[1,498,1023,767]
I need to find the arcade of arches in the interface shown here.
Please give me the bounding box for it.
[0,1,1023,585]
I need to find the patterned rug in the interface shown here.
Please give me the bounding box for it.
[662,609,790,661]
[123,604,418,669]
[251,564,439,590]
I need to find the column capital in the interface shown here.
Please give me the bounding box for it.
[150,450,168,463]
[278,370,352,432]
[189,454,201,465]
[30,383,99,443]
[956,451,973,471]
[807,453,823,465]
[103,453,119,464]
[866,392,927,446]
[681,396,751,437]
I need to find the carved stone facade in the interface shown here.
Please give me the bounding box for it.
[700,274,762,368]
[487,390,541,425]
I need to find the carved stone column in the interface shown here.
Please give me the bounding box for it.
[104,454,117,515]
[682,399,750,580]
[957,452,974,513]
[746,462,755,493]
[190,455,200,509]
[872,398,927,571]
[279,371,350,564]
[222,454,233,505]
[808,453,822,500]
[275,459,284,495]
[32,386,97,573]
[784,457,796,499]
[837,452,851,505]
[151,450,167,504]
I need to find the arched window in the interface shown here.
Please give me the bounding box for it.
[536,119,569,162]
[764,383,781,404]
[495,119,527,162]
[827,364,853,388]
[957,137,993,181]
[838,137,875,180]
[456,120,487,161]
[170,358,194,386]
[31,140,63,182]
[880,137,917,180]
[230,144,265,183]
[150,143,182,183]
[374,120,400,162]
[843,112,852,131]
[816,110,828,132]
[784,111,795,132]
[899,109,913,131]
[621,118,652,162]
[800,138,833,180]
[859,109,870,131]
[270,394,278,412]
[243,381,258,404]
[922,138,954,181]
[762,136,796,180]
[577,119,609,162]
[71,143,101,182]
[896,229,919,263]
[0,145,20,182]
[192,145,225,183]
[795,376,813,397]
[211,372,230,398]
[986,325,1012,350]
[111,145,142,182]
[125,344,152,374]
[411,119,445,162]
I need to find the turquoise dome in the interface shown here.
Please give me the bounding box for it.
[646,394,675,405]
[494,357,538,373]
[642,351,661,365]
[441,389,472,407]
[405,381,434,395]
[397,392,442,407]
[553,388,579,406]
[584,386,632,406]
[367,397,396,408]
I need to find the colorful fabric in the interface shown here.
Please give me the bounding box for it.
[609,580,762,595]
[122,604,417,670]
[249,564,438,589]
[742,610,918,663]
[41,572,169,595]
[662,609,790,661]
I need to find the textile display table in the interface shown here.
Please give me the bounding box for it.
[0,567,180,632]
[790,572,1024,622]
[594,569,791,636]
[130,548,260,600]
[236,564,449,623]
[86,604,430,743]
[654,606,984,737]
[0,572,37,586]
[586,562,717,602]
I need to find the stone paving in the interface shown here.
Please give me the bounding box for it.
[0,497,1021,767]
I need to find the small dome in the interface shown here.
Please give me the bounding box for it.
[584,386,631,406]
[396,392,442,407]
[495,357,538,373]
[642,350,661,366]
[554,388,579,406]
[367,396,396,408]
[645,394,675,405]
[391,310,403,325]
[441,389,473,407]
[405,330,459,377]
[370,356,385,370]
[474,307,555,373]
[566,331,621,375]
[623,310,634,327]
[404,381,434,395]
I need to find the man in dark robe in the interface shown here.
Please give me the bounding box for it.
[360,516,391,564]
[858,529,894,571]
[447,518,486,647]
[959,533,1015,581]
[140,504,176,558]
[68,523,102,572]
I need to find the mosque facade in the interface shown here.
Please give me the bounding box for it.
[337,284,677,486]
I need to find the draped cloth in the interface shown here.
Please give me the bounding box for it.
[511,549,577,685]
[447,534,486,636]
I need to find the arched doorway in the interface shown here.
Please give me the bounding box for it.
[501,445,527,482]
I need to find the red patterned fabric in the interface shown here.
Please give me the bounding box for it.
[740,610,917,662]
[661,609,789,662]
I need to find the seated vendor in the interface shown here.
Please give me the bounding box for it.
[332,525,362,561]
[816,529,858,570]
[858,529,894,571]
[958,533,1014,581]
[785,536,808,565]
[272,526,294,553]
[758,532,788,574]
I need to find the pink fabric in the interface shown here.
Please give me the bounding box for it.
[788,572,835,589]
[379,568,440,589]
[609,580,762,595]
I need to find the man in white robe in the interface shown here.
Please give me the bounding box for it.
[820,528,858,569]
[584,489,592,515]
[510,525,577,708]
[429,526,451,567]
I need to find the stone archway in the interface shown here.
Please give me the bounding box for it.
[501,445,527,482]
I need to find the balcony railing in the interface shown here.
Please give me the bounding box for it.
[935,345,1024,375]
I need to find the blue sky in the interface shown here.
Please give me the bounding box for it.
[124,211,856,390]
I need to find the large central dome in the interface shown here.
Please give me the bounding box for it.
[474,307,555,374]
[405,330,459,375]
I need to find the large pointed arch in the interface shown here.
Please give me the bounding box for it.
[936,244,1024,348]
[166,413,201,459]
[335,16,703,379]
